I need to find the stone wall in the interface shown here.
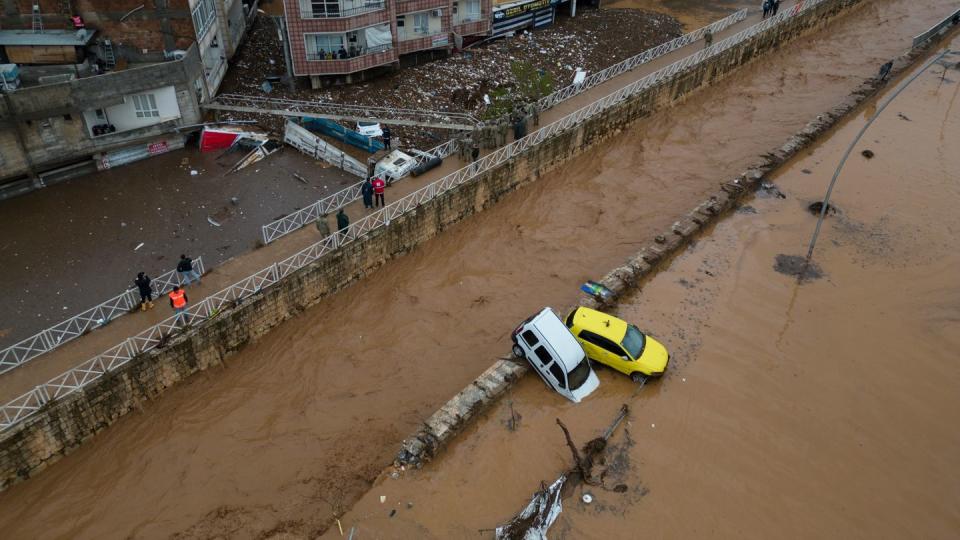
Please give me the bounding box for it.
[0,0,867,490]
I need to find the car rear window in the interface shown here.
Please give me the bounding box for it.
[567,358,592,390]
[521,330,539,348]
[534,346,553,365]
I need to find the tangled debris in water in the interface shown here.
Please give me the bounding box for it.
[807,201,837,216]
[774,254,824,281]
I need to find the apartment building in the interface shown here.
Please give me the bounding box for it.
[282,0,489,86]
[0,0,256,196]
[0,0,250,95]
[282,0,578,86]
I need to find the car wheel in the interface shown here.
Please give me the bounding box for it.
[630,372,646,383]
[512,344,525,359]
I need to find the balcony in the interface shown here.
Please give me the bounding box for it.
[299,0,385,19]
[306,42,392,61]
[301,44,397,75]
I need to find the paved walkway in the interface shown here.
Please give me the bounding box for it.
[0,3,781,403]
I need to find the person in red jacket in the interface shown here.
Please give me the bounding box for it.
[169,285,189,325]
[372,176,386,207]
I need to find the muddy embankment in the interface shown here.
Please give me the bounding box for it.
[328,36,960,539]
[0,0,953,538]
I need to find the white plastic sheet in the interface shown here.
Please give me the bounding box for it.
[495,476,565,540]
[364,24,392,48]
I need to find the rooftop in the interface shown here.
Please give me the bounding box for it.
[0,28,96,47]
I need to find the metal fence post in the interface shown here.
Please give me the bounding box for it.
[124,337,139,358]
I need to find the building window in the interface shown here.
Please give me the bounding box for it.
[464,0,480,21]
[299,0,339,18]
[132,94,160,118]
[192,0,216,39]
[305,33,345,59]
[413,12,429,34]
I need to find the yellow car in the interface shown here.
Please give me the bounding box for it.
[564,307,669,382]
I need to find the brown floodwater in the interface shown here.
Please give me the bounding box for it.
[323,38,960,539]
[0,0,956,538]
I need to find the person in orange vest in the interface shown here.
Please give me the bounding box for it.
[169,285,189,324]
[372,176,386,207]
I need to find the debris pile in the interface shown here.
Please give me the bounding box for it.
[220,9,682,147]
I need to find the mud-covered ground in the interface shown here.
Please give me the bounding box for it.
[0,147,355,346]
[219,8,683,145]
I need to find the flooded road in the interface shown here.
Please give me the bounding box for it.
[1,0,956,538]
[0,147,354,345]
[326,39,960,539]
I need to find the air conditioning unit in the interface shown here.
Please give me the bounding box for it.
[430,9,443,17]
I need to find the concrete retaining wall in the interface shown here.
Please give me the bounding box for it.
[0,0,866,490]
[394,8,952,470]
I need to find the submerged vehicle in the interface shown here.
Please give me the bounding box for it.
[565,306,669,382]
[511,308,600,403]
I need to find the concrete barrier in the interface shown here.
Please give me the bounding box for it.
[393,15,954,470]
[0,0,870,490]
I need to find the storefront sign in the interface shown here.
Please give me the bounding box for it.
[148,141,170,155]
[493,0,556,21]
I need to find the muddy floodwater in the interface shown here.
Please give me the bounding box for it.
[1,0,957,538]
[326,40,960,539]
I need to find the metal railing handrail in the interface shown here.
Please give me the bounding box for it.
[1,0,829,431]
[258,7,749,246]
[536,7,750,113]
[260,138,458,244]
[0,257,205,375]
[304,1,385,19]
[912,7,960,47]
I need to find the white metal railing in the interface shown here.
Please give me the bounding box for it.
[912,7,960,47]
[258,8,748,246]
[536,7,750,112]
[260,138,458,244]
[0,257,205,375]
[0,0,831,431]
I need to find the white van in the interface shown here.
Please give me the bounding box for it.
[511,308,600,403]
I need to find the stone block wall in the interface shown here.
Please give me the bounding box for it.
[0,0,866,490]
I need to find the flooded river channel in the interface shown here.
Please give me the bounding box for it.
[0,0,956,538]
[327,40,960,538]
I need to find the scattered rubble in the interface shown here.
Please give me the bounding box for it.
[220,9,682,148]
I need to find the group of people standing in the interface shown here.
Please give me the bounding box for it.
[333,174,387,233]
[762,0,781,18]
[133,254,201,325]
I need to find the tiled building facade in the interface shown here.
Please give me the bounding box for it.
[282,0,493,85]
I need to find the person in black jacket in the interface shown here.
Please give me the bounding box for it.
[336,208,350,231]
[134,272,154,311]
[361,177,374,209]
[382,126,392,150]
[177,254,201,286]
